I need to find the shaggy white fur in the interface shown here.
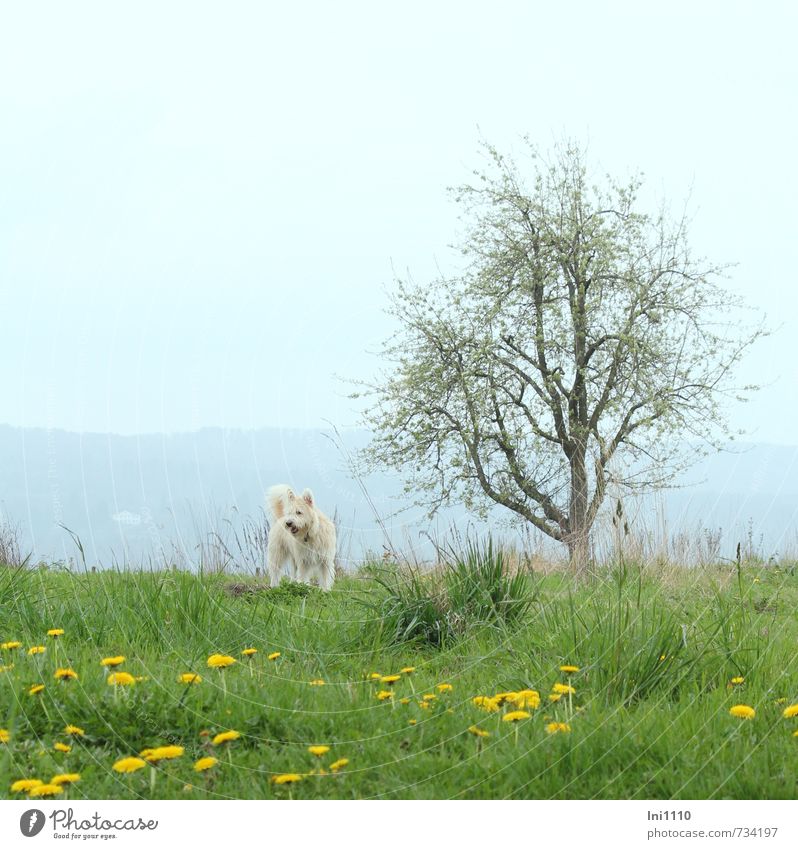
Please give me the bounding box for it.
[266,484,337,591]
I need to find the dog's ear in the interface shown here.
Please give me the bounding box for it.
[301,488,314,507]
[286,488,296,501]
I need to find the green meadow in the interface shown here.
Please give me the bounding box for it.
[2,549,798,800]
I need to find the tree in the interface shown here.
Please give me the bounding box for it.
[355,140,764,569]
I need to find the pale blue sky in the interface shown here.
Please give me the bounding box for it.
[1,1,795,441]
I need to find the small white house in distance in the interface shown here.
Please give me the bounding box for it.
[111,510,142,526]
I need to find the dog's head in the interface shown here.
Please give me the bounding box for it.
[283,488,316,538]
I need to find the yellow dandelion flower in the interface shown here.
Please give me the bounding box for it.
[493,692,517,705]
[502,710,531,723]
[793,730,798,738]
[380,674,401,684]
[212,730,241,746]
[510,690,541,709]
[207,654,236,669]
[29,684,45,696]
[730,676,745,685]
[548,693,562,702]
[368,672,382,679]
[552,683,576,695]
[268,652,281,661]
[100,656,125,668]
[51,773,80,786]
[0,729,9,744]
[241,648,258,657]
[468,725,490,738]
[107,672,135,687]
[54,668,78,681]
[179,673,202,684]
[472,696,500,712]
[28,646,46,655]
[422,693,437,701]
[559,665,580,673]
[194,757,218,772]
[408,719,417,725]
[437,683,453,693]
[271,773,302,785]
[401,666,416,674]
[399,697,411,705]
[64,725,85,737]
[781,704,798,719]
[330,758,349,771]
[1,641,22,650]
[11,778,43,793]
[30,783,63,797]
[376,690,394,700]
[47,629,64,637]
[308,745,330,757]
[113,757,147,773]
[140,745,184,762]
[54,743,71,753]
[729,704,755,720]
[309,679,325,686]
[545,722,572,734]
[418,701,430,709]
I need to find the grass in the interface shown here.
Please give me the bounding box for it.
[1,553,798,800]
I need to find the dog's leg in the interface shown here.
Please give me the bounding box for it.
[318,559,334,592]
[267,534,288,588]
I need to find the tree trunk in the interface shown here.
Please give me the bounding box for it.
[568,445,590,572]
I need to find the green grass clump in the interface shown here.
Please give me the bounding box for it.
[1,554,797,799]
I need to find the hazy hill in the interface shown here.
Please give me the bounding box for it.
[1,424,796,568]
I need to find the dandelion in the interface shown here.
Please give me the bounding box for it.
[194,757,218,772]
[493,692,516,705]
[140,745,184,762]
[369,672,382,679]
[107,672,135,686]
[793,730,798,738]
[468,725,490,738]
[54,743,71,753]
[51,773,80,786]
[408,719,417,725]
[47,629,64,637]
[552,683,575,695]
[271,773,302,785]
[64,725,85,737]
[380,674,401,684]
[510,690,541,709]
[241,648,258,657]
[11,779,43,793]
[729,704,756,720]
[782,704,798,719]
[100,656,125,668]
[179,673,202,684]
[401,666,416,674]
[560,665,580,674]
[207,654,236,669]
[418,701,430,709]
[376,690,394,701]
[546,722,572,734]
[308,745,330,757]
[399,697,411,705]
[1,641,22,650]
[503,711,531,723]
[330,758,349,772]
[54,668,78,681]
[422,693,437,701]
[29,684,45,696]
[472,696,500,712]
[0,729,9,744]
[30,783,63,797]
[267,652,281,661]
[212,730,241,746]
[309,679,325,686]
[437,683,453,693]
[28,646,46,656]
[113,757,147,773]
[548,693,562,703]
[730,676,745,685]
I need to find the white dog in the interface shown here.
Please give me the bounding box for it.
[266,484,337,591]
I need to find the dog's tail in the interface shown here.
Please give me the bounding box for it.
[267,484,294,520]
